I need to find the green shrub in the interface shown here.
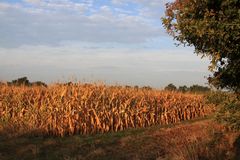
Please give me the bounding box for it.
[206,91,240,130]
[205,91,230,106]
[215,100,240,130]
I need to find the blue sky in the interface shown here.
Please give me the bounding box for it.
[0,0,210,88]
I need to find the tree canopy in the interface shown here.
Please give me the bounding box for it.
[7,77,47,87]
[165,83,211,93]
[164,83,177,91]
[162,0,240,93]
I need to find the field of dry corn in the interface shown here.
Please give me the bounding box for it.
[0,83,214,137]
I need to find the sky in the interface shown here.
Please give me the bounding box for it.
[0,0,211,88]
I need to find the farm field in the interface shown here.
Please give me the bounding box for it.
[0,83,239,160]
[0,83,214,137]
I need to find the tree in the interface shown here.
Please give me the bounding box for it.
[162,0,240,93]
[164,83,177,91]
[189,84,210,93]
[10,77,30,86]
[31,81,47,87]
[178,85,188,93]
[142,86,153,90]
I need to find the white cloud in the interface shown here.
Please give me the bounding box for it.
[112,0,171,6]
[0,1,164,48]
[23,0,41,4]
[0,3,11,10]
[111,0,123,5]
[0,2,21,10]
[112,0,172,18]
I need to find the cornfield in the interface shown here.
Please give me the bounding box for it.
[0,83,214,137]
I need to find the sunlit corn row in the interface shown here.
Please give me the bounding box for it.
[0,83,214,136]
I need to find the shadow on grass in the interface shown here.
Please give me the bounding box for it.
[0,126,166,160]
[0,118,239,160]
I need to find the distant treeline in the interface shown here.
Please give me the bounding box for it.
[1,77,211,93]
[164,83,211,93]
[6,77,47,87]
[117,84,210,93]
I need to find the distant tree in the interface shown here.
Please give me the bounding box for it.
[7,77,47,87]
[189,85,211,93]
[10,77,30,86]
[178,85,188,93]
[164,83,177,91]
[162,0,240,93]
[31,81,47,87]
[134,85,139,90]
[142,86,152,90]
[125,85,131,89]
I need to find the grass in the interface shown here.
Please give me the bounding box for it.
[1,118,239,160]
